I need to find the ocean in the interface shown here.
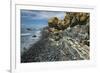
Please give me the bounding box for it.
[21,27,42,54]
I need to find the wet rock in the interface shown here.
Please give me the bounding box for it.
[26,28,32,31]
[32,35,37,37]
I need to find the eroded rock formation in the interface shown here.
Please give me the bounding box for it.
[21,12,90,63]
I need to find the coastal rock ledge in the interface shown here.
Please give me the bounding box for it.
[21,12,90,63]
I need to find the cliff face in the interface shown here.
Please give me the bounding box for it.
[21,12,90,63]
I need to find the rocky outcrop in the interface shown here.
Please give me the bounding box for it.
[48,12,89,30]
[21,12,90,63]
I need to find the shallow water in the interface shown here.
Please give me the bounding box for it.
[21,30,41,54]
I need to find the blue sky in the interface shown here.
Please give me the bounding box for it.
[21,9,65,29]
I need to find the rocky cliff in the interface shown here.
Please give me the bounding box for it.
[21,12,90,63]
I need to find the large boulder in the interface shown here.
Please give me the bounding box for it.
[48,17,59,28]
[48,16,70,30]
[65,12,89,27]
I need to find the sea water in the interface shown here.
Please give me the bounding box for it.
[21,27,41,54]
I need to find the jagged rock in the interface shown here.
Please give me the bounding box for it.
[21,12,90,63]
[48,17,59,28]
[66,12,89,27]
[21,25,89,62]
[48,12,89,31]
[48,15,70,30]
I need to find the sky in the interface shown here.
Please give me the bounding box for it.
[21,9,65,29]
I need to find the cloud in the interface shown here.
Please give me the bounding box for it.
[21,10,65,20]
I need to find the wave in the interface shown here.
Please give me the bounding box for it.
[21,33,31,36]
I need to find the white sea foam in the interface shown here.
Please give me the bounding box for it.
[21,33,31,36]
[21,30,42,54]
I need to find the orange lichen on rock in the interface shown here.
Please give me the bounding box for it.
[48,12,89,32]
